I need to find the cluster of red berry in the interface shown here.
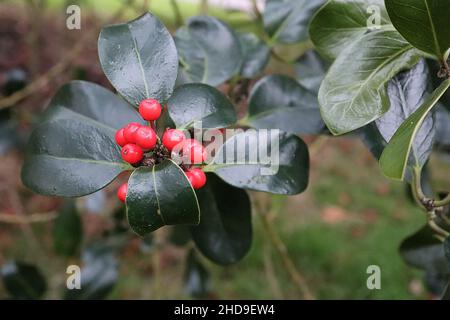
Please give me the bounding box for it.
[115,99,207,203]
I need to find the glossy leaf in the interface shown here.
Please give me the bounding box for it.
[167,83,236,129]
[64,244,118,300]
[184,249,210,298]
[295,49,329,94]
[204,130,309,195]
[359,122,387,160]
[310,0,391,61]
[399,226,447,272]
[53,200,82,257]
[385,0,450,61]
[435,104,450,150]
[190,174,252,265]
[377,60,435,171]
[1,261,47,299]
[21,81,141,197]
[247,75,324,135]
[264,0,325,44]
[380,79,450,180]
[169,225,191,247]
[126,159,200,236]
[99,13,178,106]
[175,16,242,86]
[319,30,422,135]
[238,33,270,78]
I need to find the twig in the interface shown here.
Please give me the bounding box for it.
[0,211,57,224]
[255,195,314,300]
[170,0,184,27]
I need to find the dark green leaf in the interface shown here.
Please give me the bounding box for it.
[190,174,252,265]
[53,200,82,257]
[385,0,450,61]
[310,0,391,61]
[319,30,422,135]
[377,60,435,170]
[184,249,210,298]
[99,13,178,106]
[169,225,191,247]
[380,78,450,180]
[1,261,47,299]
[21,81,140,197]
[295,49,329,94]
[167,83,236,129]
[64,244,118,300]
[445,237,450,266]
[359,122,387,160]
[126,159,200,236]
[246,74,324,135]
[204,130,309,195]
[238,33,270,78]
[264,0,325,44]
[175,16,242,86]
[399,225,447,272]
[435,104,450,151]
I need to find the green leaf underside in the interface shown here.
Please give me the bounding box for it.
[126,159,200,236]
[385,0,450,61]
[64,244,118,300]
[190,174,252,265]
[1,262,47,299]
[264,0,326,44]
[380,78,450,180]
[175,16,242,86]
[247,74,324,135]
[377,59,435,170]
[167,83,237,129]
[310,0,392,61]
[319,30,423,135]
[238,33,270,78]
[53,200,82,257]
[98,12,178,106]
[204,130,309,195]
[21,81,140,197]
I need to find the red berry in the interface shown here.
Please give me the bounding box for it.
[135,126,157,150]
[139,98,162,121]
[162,129,186,151]
[123,122,141,143]
[115,128,128,147]
[117,183,128,202]
[182,139,207,164]
[186,168,207,189]
[121,143,143,164]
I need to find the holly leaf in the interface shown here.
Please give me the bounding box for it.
[238,33,270,78]
[190,174,252,265]
[21,81,142,197]
[175,16,242,86]
[399,225,447,272]
[126,159,200,236]
[64,244,118,300]
[1,261,47,299]
[385,0,450,61]
[295,49,329,94]
[167,83,236,129]
[319,30,422,135]
[204,130,309,195]
[380,78,450,180]
[264,0,325,44]
[184,249,210,298]
[53,200,82,257]
[310,0,391,61]
[376,60,435,173]
[98,12,178,106]
[246,74,324,135]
